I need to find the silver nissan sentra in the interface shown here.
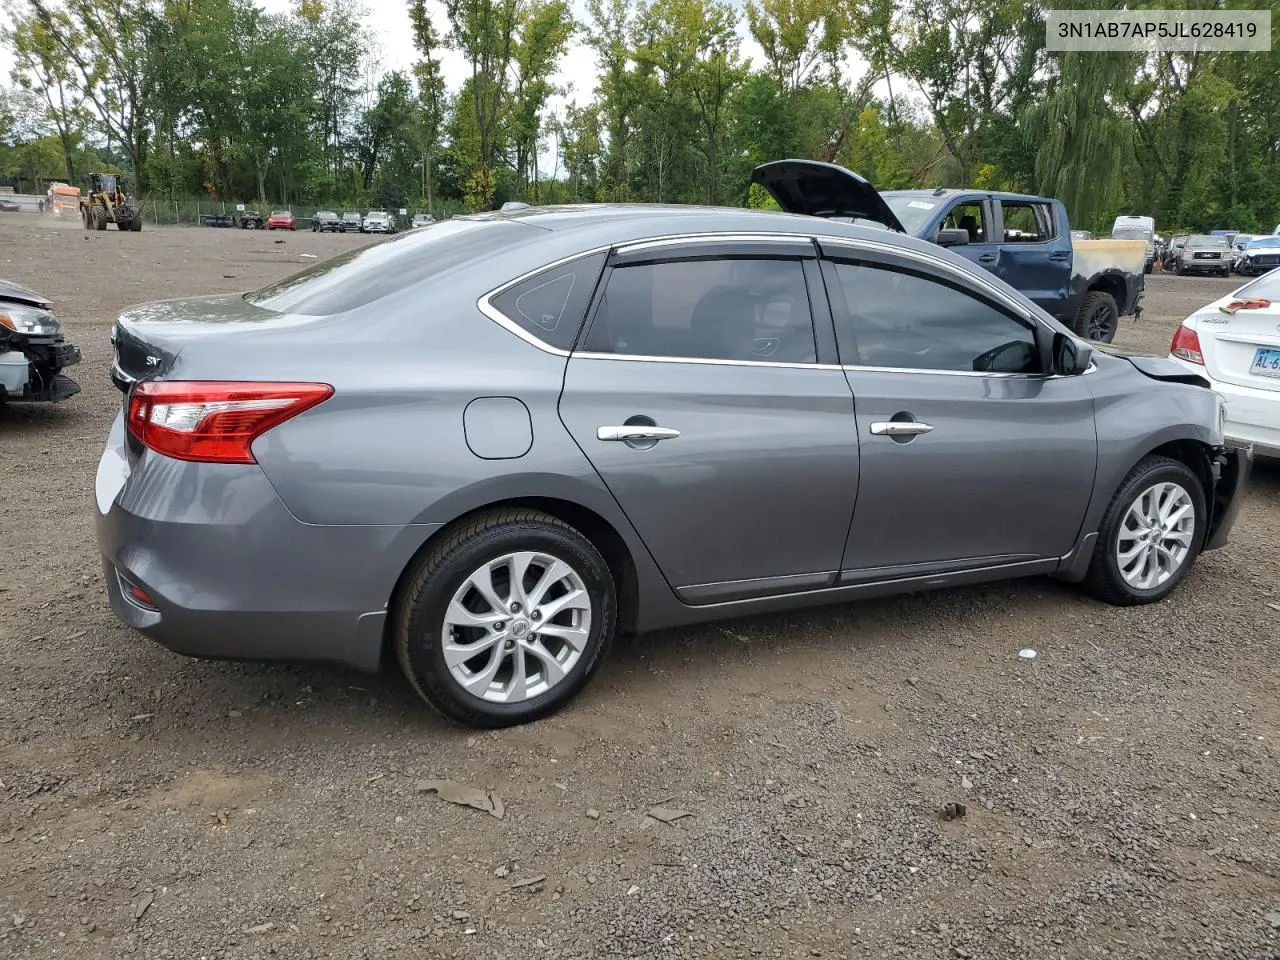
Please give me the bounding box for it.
[95,186,1251,728]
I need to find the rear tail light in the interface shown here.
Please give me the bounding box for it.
[127,381,333,464]
[1171,324,1204,365]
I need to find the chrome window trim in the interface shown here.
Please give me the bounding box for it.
[476,243,616,358]
[613,232,816,254]
[574,350,841,371]
[477,228,1049,360]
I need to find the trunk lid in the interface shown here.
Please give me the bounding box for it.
[1193,299,1280,392]
[750,160,905,232]
[110,293,300,387]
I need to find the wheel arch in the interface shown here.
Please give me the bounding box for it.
[1086,269,1127,306]
[383,495,645,666]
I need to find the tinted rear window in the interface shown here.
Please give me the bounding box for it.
[245,219,532,316]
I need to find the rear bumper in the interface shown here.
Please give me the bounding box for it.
[1171,366,1280,458]
[94,414,440,672]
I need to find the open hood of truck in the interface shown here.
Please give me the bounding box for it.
[750,160,905,233]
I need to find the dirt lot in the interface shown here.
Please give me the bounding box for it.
[1,215,1278,960]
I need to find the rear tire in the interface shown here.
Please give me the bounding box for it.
[1077,290,1119,343]
[1081,455,1206,606]
[394,509,616,728]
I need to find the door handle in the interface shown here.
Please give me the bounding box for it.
[1049,250,1070,262]
[977,253,997,264]
[597,425,681,442]
[870,421,934,437]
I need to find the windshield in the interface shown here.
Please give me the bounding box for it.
[1246,237,1280,249]
[245,218,531,316]
[316,211,336,218]
[1113,227,1152,241]
[343,213,361,219]
[1186,236,1227,248]
[271,210,289,217]
[881,195,940,235]
[368,213,387,219]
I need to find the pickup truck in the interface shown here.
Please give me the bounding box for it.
[751,160,1145,343]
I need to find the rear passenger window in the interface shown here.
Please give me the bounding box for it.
[490,252,605,351]
[582,258,816,363]
[1001,202,1054,242]
[831,261,1040,375]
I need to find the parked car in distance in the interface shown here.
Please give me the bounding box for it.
[341,212,363,232]
[1175,235,1231,277]
[239,210,265,229]
[1235,236,1280,276]
[267,210,296,231]
[1071,229,1094,241]
[313,210,341,232]
[1169,267,1280,457]
[751,160,1144,343]
[1112,215,1157,273]
[361,211,395,234]
[411,213,435,229]
[96,204,1249,727]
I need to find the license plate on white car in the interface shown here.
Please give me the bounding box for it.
[1250,347,1280,377]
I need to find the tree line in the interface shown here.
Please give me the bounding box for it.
[2,0,1277,233]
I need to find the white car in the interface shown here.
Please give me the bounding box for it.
[411,213,435,228]
[1170,268,1280,457]
[361,211,396,234]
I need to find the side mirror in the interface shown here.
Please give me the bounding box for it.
[936,227,969,247]
[1053,332,1093,375]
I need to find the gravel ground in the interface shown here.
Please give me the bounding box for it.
[1,216,1279,960]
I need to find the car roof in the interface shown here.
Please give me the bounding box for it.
[442,203,1009,290]
[459,202,931,246]
[881,188,1052,204]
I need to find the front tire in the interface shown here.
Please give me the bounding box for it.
[395,509,616,728]
[1082,455,1206,606]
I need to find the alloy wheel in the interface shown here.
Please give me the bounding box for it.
[1087,300,1118,341]
[1115,482,1196,590]
[441,551,593,703]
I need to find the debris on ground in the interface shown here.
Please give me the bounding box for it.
[941,802,967,821]
[132,891,154,921]
[417,780,505,819]
[647,806,693,823]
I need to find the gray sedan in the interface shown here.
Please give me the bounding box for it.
[96,204,1250,727]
